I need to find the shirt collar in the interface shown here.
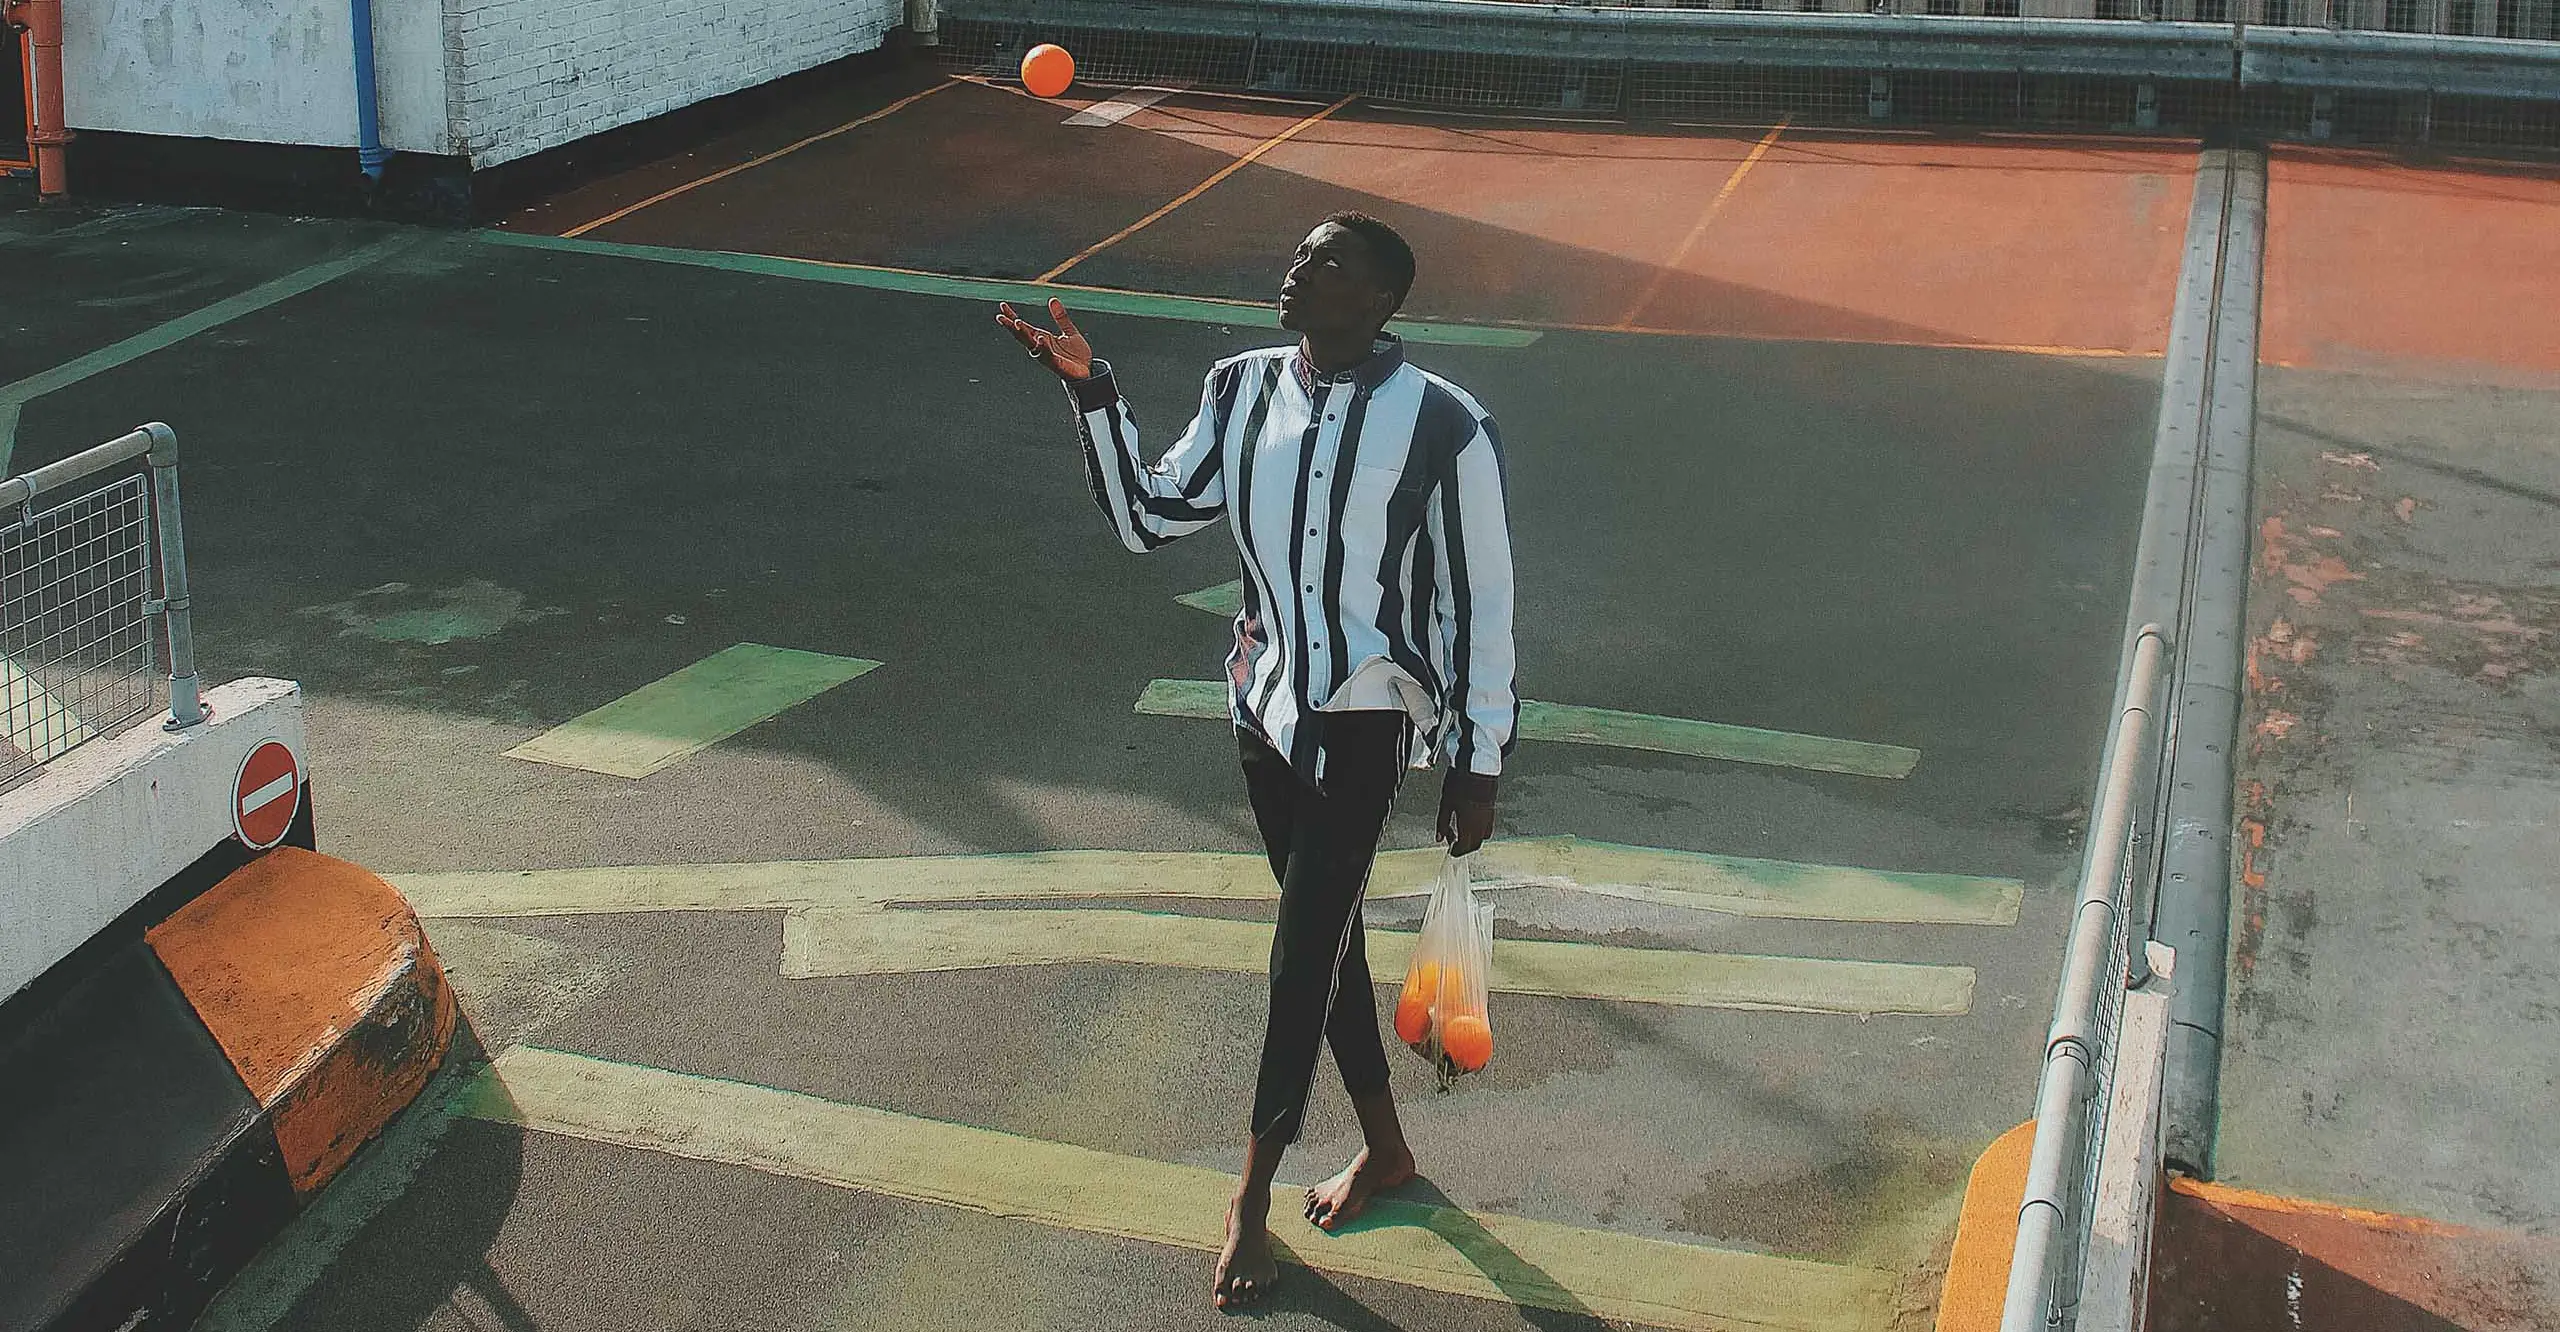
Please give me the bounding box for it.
[1293,333,1405,395]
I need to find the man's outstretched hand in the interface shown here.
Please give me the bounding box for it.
[997,298,1095,381]
[1438,770,1498,857]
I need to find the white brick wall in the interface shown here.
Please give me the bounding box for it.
[447,0,902,168]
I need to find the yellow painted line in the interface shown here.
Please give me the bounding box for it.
[393,835,2019,927]
[2166,1177,2476,1238]
[1140,679,1920,779]
[781,906,1975,1015]
[1617,117,1791,331]
[559,81,959,238]
[1037,95,1358,284]
[503,643,881,779]
[1934,1121,2033,1332]
[1,658,94,762]
[469,1046,1899,1332]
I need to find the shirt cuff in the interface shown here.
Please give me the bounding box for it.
[1067,360,1119,413]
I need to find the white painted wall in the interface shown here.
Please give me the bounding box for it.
[447,0,901,167]
[61,0,453,154]
[0,678,305,1002]
[58,0,903,167]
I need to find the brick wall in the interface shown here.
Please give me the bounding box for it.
[446,0,902,168]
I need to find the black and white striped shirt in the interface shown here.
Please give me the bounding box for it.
[1067,335,1518,784]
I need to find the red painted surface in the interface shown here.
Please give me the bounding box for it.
[1094,113,2193,351]
[2151,1178,2560,1332]
[2263,148,2560,389]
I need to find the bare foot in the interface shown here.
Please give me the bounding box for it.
[1303,1145,1417,1232]
[1214,1191,1280,1309]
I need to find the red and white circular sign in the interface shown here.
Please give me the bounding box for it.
[234,739,301,849]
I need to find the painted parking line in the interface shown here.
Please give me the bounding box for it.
[1038,94,1358,284]
[1065,86,1183,128]
[392,836,2019,926]
[503,643,881,779]
[1174,578,1245,616]
[0,235,411,471]
[781,905,1975,1014]
[474,230,1537,348]
[562,80,960,238]
[1136,679,1920,779]
[469,1046,1899,1332]
[1618,118,1791,331]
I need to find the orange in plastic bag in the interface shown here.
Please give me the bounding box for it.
[1396,852,1496,1084]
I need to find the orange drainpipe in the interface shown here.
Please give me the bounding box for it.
[4,0,68,196]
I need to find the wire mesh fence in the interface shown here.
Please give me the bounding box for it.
[941,0,2560,149]
[0,471,158,792]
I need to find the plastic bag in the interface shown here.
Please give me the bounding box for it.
[1394,853,1496,1085]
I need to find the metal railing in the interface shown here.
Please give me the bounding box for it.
[2000,624,2168,1332]
[946,0,2560,146]
[0,423,203,793]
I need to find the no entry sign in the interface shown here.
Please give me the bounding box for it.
[234,740,301,849]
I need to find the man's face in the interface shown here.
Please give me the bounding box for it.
[1279,222,1394,338]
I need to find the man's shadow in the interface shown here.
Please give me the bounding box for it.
[1246,1175,1612,1330]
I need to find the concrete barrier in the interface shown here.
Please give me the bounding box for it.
[0,678,453,1332]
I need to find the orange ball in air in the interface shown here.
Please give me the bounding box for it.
[1021,44,1075,98]
[1441,1014,1493,1072]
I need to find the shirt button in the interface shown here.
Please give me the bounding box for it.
[1313,471,1323,479]
[1304,585,1314,593]
[1327,414,1338,422]
[1308,527,1318,536]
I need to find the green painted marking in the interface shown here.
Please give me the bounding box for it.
[1134,677,1232,720]
[1175,578,1245,616]
[504,643,882,779]
[474,1046,1898,1332]
[1138,679,1919,779]
[1519,699,1920,778]
[474,230,1541,349]
[195,1061,484,1332]
[782,905,1973,1014]
[393,835,2015,927]
[0,235,411,473]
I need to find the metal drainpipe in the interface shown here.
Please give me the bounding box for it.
[5,0,70,197]
[349,0,389,179]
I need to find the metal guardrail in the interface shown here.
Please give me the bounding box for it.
[950,0,2560,142]
[2001,624,2168,1332]
[0,423,203,792]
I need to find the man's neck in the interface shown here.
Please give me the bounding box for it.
[1300,330,1382,376]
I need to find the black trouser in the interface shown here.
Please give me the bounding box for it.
[1237,711,1408,1146]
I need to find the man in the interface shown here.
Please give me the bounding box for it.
[997,211,1518,1310]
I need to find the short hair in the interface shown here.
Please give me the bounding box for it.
[1324,210,1416,310]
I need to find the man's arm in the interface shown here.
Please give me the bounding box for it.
[999,299,1227,553]
[1427,410,1518,852]
[1067,358,1233,554]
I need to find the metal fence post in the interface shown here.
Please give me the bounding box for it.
[143,423,205,730]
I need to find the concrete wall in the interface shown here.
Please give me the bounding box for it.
[58,0,903,167]
[0,678,305,1002]
[445,0,901,167]
[61,0,452,154]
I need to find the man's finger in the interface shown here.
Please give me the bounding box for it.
[1051,300,1081,341]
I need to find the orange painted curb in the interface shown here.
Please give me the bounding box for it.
[1936,1120,2035,1332]
[148,846,457,1195]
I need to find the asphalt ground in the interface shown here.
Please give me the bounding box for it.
[3,59,2201,1332]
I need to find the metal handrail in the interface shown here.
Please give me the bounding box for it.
[0,422,203,733]
[2000,623,2167,1332]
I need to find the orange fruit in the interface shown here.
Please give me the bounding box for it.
[1394,992,1432,1044]
[1441,1014,1492,1071]
[1021,44,1075,98]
